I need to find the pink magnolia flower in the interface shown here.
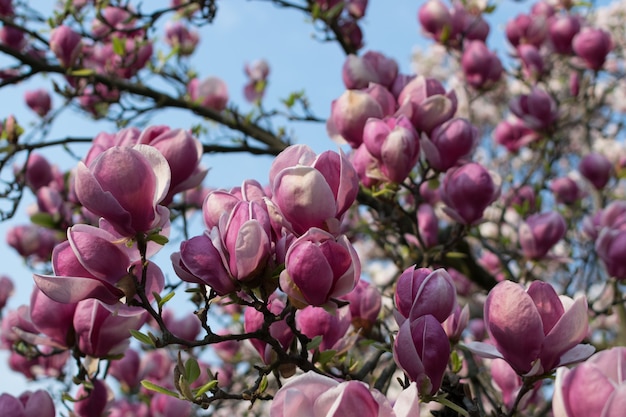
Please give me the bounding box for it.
[553,347,626,417]
[280,228,360,308]
[442,304,469,344]
[517,44,544,81]
[441,162,500,225]
[74,379,109,417]
[396,75,457,135]
[33,224,165,305]
[0,390,55,417]
[243,59,270,102]
[0,25,25,51]
[461,40,503,89]
[494,118,541,152]
[579,152,613,190]
[362,115,420,183]
[339,279,381,333]
[24,89,52,117]
[296,306,352,351]
[509,88,558,131]
[49,25,82,67]
[394,314,450,395]
[74,145,171,237]
[519,211,567,259]
[549,15,581,55]
[28,286,77,348]
[150,394,192,417]
[6,224,58,262]
[395,267,457,323]
[20,153,55,191]
[270,145,359,236]
[244,295,294,364]
[73,299,147,358]
[466,280,594,376]
[596,228,626,280]
[171,232,235,296]
[572,27,613,71]
[327,89,384,147]
[108,348,141,390]
[341,51,398,90]
[164,21,199,56]
[505,13,548,48]
[550,177,584,205]
[418,0,453,43]
[270,371,420,417]
[0,275,13,311]
[188,77,229,111]
[421,117,477,172]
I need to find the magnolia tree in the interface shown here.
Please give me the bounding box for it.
[0,0,625,416]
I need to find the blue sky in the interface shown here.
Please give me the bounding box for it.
[0,0,532,398]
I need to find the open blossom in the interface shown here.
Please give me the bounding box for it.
[33,224,165,305]
[396,75,457,134]
[596,228,626,280]
[270,372,420,417]
[270,145,359,236]
[164,21,199,56]
[466,280,594,376]
[553,347,626,417]
[243,59,270,102]
[74,145,171,237]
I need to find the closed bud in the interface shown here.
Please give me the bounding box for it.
[573,27,613,71]
[519,211,567,259]
[579,152,612,189]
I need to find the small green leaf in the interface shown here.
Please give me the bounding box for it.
[112,36,125,56]
[445,252,467,259]
[483,4,497,13]
[148,233,169,245]
[451,350,463,373]
[158,291,175,308]
[185,357,201,384]
[141,380,180,398]
[258,374,269,394]
[194,379,218,397]
[434,396,470,417]
[307,335,323,351]
[129,330,155,347]
[178,374,195,400]
[317,349,337,365]
[30,213,56,228]
[69,68,96,76]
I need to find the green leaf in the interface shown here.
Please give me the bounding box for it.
[317,349,337,365]
[451,350,463,373]
[258,374,268,394]
[307,335,323,351]
[434,396,470,417]
[483,4,497,13]
[185,357,201,384]
[129,329,155,347]
[194,379,218,397]
[30,212,56,228]
[148,233,169,245]
[69,68,96,77]
[445,252,467,259]
[158,291,175,308]
[112,36,125,56]
[141,380,180,398]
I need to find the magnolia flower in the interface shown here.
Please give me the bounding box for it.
[466,280,594,376]
[270,372,420,417]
